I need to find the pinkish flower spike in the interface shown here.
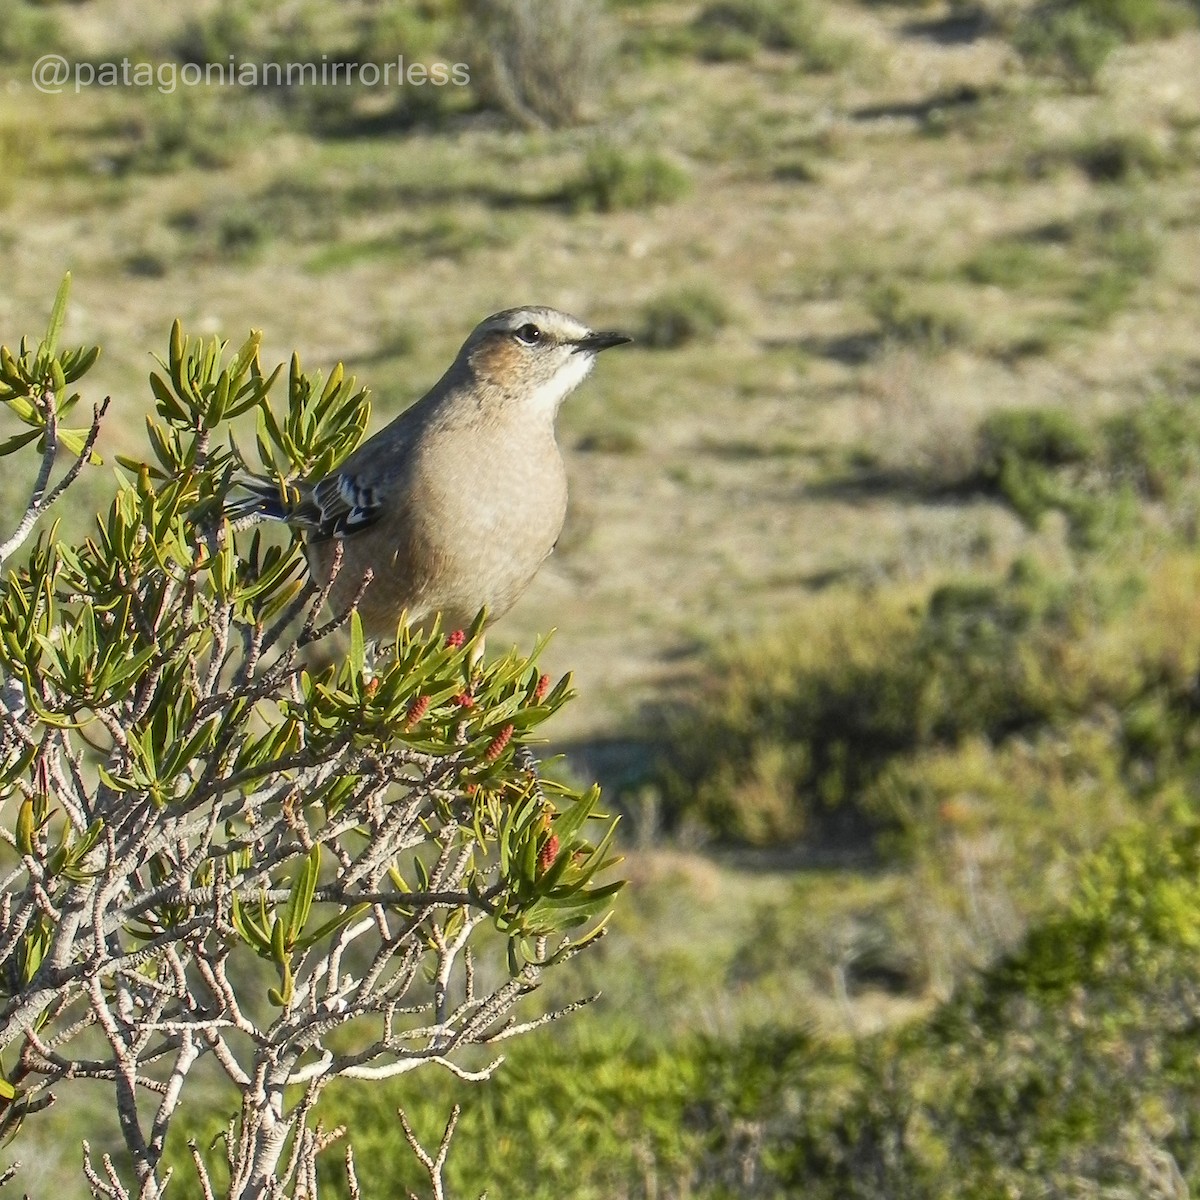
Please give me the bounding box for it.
[484,723,514,762]
[404,694,430,729]
[537,834,560,874]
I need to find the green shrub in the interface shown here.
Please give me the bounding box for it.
[1013,6,1120,86]
[1065,131,1177,181]
[964,205,1158,314]
[691,0,854,69]
[651,548,1200,848]
[1071,0,1196,39]
[975,408,1101,532]
[0,0,61,64]
[115,91,268,174]
[564,144,692,213]
[1104,395,1200,501]
[1013,0,1195,85]
[968,395,1200,543]
[638,286,731,349]
[174,0,337,69]
[780,820,1200,1198]
[154,817,1200,1198]
[867,283,973,354]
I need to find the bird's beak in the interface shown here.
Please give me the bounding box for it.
[573,331,633,354]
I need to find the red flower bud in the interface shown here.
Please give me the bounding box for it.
[537,834,560,874]
[484,723,514,762]
[533,673,551,703]
[404,694,430,729]
[445,629,466,649]
[452,692,475,708]
[363,677,380,699]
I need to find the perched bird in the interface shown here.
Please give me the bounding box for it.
[227,306,631,641]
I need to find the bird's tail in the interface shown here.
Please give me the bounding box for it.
[224,477,308,525]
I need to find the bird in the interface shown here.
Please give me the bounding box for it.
[226,306,631,643]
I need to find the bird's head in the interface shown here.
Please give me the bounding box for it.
[459,307,631,418]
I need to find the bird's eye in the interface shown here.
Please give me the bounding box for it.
[514,323,542,345]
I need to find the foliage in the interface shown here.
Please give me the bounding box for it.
[1013,0,1195,85]
[650,549,1200,848]
[0,0,61,66]
[638,286,731,349]
[459,0,615,128]
[786,819,1200,1198]
[971,396,1200,544]
[563,143,692,213]
[0,281,620,1198]
[690,0,853,69]
[175,818,1200,1197]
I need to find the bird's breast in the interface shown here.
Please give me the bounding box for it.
[405,427,568,621]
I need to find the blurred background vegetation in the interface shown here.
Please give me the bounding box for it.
[5,0,1200,1194]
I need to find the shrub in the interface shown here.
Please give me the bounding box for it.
[649,548,1200,849]
[1012,5,1122,84]
[115,90,268,174]
[459,0,615,128]
[1066,131,1177,182]
[867,283,973,354]
[1104,395,1200,501]
[564,143,692,213]
[782,819,1200,1197]
[638,286,731,349]
[691,0,854,69]
[652,588,926,845]
[972,406,1118,542]
[174,0,333,69]
[0,281,620,1197]
[1013,0,1195,86]
[0,0,61,65]
[968,397,1200,543]
[192,818,1200,1198]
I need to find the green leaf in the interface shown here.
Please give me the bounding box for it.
[58,427,101,462]
[284,845,321,947]
[43,274,71,359]
[0,428,41,457]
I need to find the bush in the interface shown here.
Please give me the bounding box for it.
[1104,395,1200,501]
[1012,5,1122,84]
[867,283,973,354]
[115,90,269,174]
[638,286,731,349]
[975,406,1101,531]
[650,549,1200,849]
[564,143,692,213]
[170,818,1200,1198]
[1013,0,1195,86]
[968,397,1200,543]
[460,0,615,128]
[782,819,1200,1198]
[0,281,620,1197]
[0,0,61,65]
[692,0,854,69]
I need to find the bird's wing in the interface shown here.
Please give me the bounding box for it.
[304,469,388,540]
[303,411,427,540]
[228,401,428,538]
